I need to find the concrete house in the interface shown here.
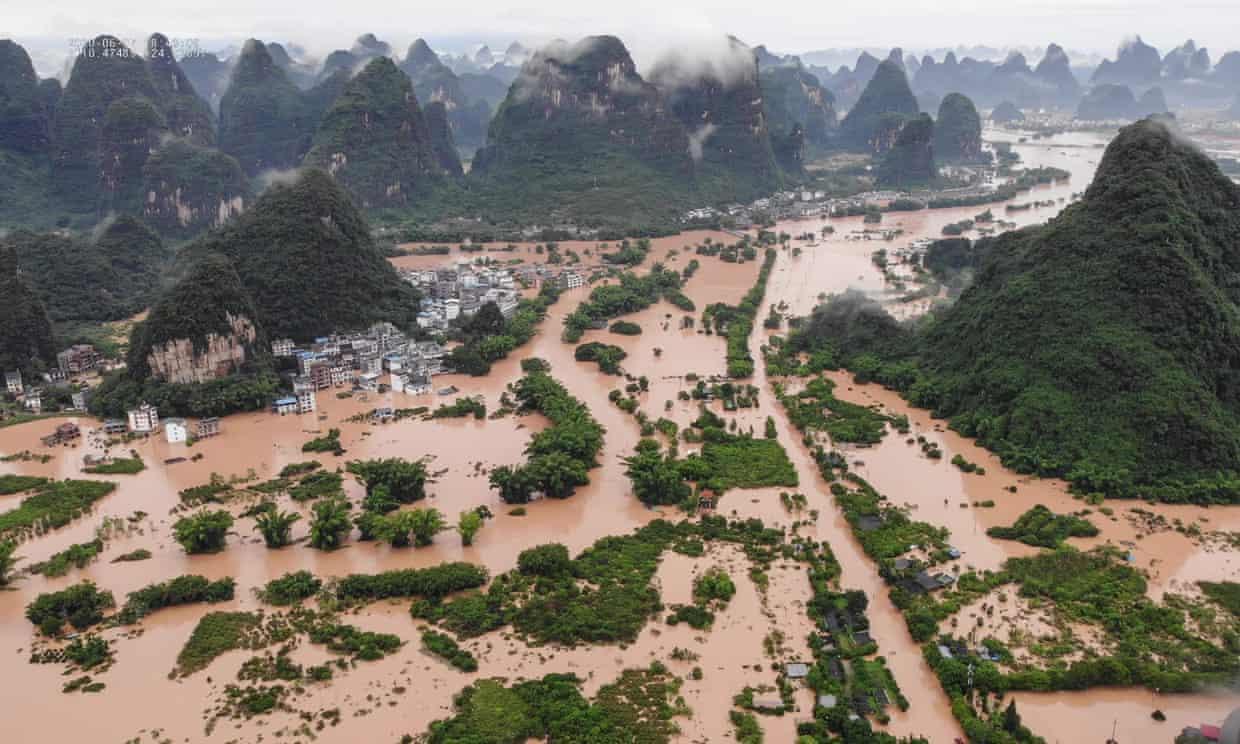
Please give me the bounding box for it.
[164,418,188,443]
[127,403,159,433]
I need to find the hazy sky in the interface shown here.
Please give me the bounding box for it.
[5,0,1237,73]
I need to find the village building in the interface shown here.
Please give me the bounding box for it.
[272,396,298,415]
[56,344,102,376]
[127,403,159,433]
[41,422,81,447]
[102,419,128,435]
[164,418,189,443]
[196,417,221,438]
[24,389,42,413]
[70,389,90,411]
[558,269,585,290]
[4,370,23,395]
[293,378,317,414]
[272,338,295,356]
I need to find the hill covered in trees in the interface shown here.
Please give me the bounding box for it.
[178,168,420,340]
[791,119,1240,503]
[837,59,919,153]
[0,244,55,377]
[1,216,169,326]
[304,56,456,208]
[933,93,983,161]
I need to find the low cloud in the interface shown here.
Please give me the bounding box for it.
[687,123,716,162]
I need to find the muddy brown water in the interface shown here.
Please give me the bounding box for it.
[1,133,1236,742]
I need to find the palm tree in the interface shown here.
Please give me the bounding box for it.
[0,541,20,586]
[410,507,447,547]
[172,510,234,554]
[253,509,301,548]
[457,510,483,546]
[308,497,352,550]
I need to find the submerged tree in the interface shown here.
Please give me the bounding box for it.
[308,497,352,550]
[457,510,483,546]
[172,510,234,554]
[253,509,301,548]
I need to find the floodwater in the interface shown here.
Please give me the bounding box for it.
[1,131,1237,742]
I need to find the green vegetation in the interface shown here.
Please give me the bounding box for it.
[563,265,689,342]
[302,428,344,455]
[457,510,484,546]
[83,454,145,474]
[876,113,935,188]
[174,611,262,676]
[837,60,919,154]
[777,376,896,444]
[117,574,235,623]
[421,629,478,672]
[0,479,116,542]
[702,245,778,378]
[488,371,604,503]
[0,244,55,378]
[253,508,300,547]
[609,320,642,335]
[29,539,103,577]
[289,470,344,502]
[217,40,314,176]
[335,562,488,603]
[625,409,797,505]
[420,517,783,647]
[430,397,487,419]
[111,548,151,562]
[259,571,323,606]
[374,507,447,547]
[177,168,422,341]
[347,458,429,503]
[0,474,49,495]
[1200,581,1240,618]
[26,581,115,636]
[574,341,628,374]
[303,56,444,208]
[0,541,20,585]
[444,288,561,376]
[423,665,686,743]
[794,120,1240,503]
[308,497,352,550]
[933,93,984,162]
[986,505,1099,548]
[172,509,234,553]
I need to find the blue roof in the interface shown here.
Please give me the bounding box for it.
[274,397,297,405]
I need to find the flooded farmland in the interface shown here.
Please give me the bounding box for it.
[2,130,1237,743]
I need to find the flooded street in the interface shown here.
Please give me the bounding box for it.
[2,131,1237,742]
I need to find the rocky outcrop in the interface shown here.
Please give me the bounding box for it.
[145,312,258,384]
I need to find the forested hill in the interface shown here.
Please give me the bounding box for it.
[177,168,421,341]
[793,119,1240,503]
